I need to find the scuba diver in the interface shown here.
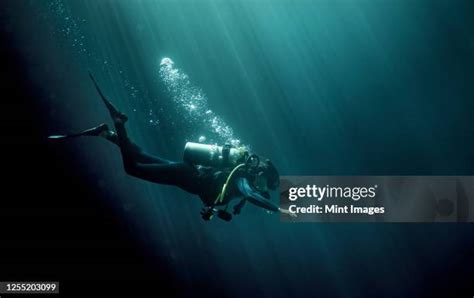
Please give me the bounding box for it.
[49,73,296,221]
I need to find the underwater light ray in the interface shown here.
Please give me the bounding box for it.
[159,57,243,148]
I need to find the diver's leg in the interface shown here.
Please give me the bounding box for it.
[89,72,170,165]
[121,161,200,194]
[128,142,170,164]
[113,116,200,192]
[112,118,172,164]
[104,113,199,192]
[88,73,200,193]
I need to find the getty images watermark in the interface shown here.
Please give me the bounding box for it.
[279,176,474,222]
[287,184,383,215]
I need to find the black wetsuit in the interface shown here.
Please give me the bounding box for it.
[114,120,279,213]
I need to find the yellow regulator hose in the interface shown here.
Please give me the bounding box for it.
[214,163,247,205]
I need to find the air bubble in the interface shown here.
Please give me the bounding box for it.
[159,57,245,148]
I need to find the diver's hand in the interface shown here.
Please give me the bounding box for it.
[279,207,297,218]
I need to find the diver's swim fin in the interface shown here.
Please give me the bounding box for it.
[88,71,128,123]
[48,123,109,140]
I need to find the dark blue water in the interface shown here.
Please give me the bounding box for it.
[4,0,474,297]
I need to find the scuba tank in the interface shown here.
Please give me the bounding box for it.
[184,142,262,222]
[183,142,248,168]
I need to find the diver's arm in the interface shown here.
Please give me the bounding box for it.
[236,177,280,212]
